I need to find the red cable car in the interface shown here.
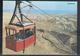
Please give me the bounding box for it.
[5,23,36,52]
[5,1,36,53]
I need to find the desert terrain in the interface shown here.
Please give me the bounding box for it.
[3,12,77,55]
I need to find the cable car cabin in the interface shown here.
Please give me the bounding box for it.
[5,22,36,52]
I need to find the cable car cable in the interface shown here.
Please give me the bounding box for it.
[25,1,54,19]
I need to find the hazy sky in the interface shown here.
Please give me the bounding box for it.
[3,1,77,14]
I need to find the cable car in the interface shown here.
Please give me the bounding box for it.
[5,1,36,53]
[5,22,36,52]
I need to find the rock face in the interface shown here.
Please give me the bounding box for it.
[54,16,77,33]
[49,31,70,44]
[35,14,77,54]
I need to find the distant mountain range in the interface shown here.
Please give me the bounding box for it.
[3,9,77,14]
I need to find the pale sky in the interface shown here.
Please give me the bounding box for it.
[3,1,77,14]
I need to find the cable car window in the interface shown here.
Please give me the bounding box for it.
[15,29,33,40]
[6,28,15,40]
